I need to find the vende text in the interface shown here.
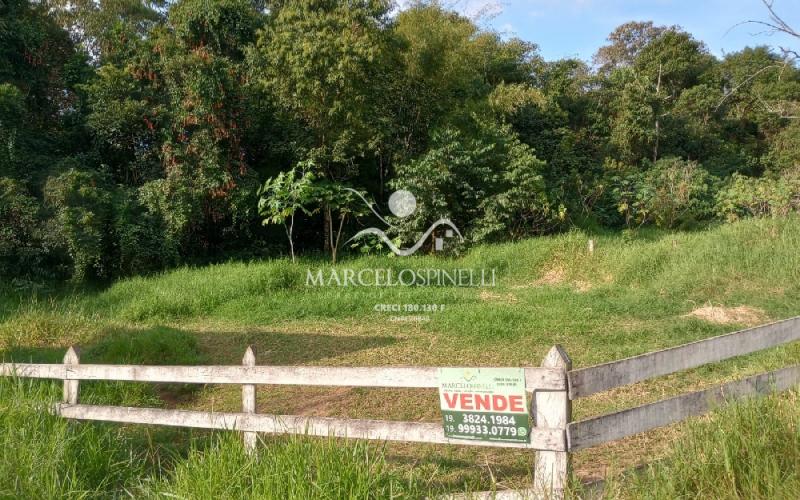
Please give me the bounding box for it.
[443,393,525,412]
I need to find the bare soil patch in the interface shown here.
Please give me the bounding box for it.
[685,305,768,326]
[479,291,519,303]
[536,266,566,286]
[511,266,567,289]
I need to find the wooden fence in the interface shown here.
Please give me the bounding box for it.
[2,316,800,499]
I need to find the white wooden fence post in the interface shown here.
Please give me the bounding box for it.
[63,346,80,405]
[533,345,572,499]
[242,346,257,453]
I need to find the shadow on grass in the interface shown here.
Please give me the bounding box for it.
[2,325,204,364]
[2,325,398,366]
[1,325,400,408]
[192,330,398,365]
[0,325,402,475]
[1,325,210,409]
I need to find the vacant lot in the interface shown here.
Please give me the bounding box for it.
[2,216,799,495]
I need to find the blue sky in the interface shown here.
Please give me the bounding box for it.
[430,0,800,62]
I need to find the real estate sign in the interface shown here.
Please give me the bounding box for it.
[437,367,530,444]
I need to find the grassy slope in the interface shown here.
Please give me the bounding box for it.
[1,216,799,494]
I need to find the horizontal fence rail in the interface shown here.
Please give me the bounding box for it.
[0,364,565,391]
[568,316,800,399]
[568,364,800,451]
[55,404,566,451]
[1,345,574,498]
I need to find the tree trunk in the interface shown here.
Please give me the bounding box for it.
[332,213,346,264]
[323,205,331,254]
[379,154,384,198]
[653,63,662,163]
[286,216,295,263]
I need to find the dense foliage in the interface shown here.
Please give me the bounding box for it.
[1,0,799,281]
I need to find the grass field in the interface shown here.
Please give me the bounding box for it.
[1,216,799,497]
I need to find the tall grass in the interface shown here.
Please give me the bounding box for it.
[3,374,798,499]
[0,377,425,499]
[0,378,146,499]
[141,434,423,499]
[2,217,799,353]
[601,391,800,499]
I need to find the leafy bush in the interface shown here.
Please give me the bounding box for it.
[602,158,645,227]
[716,169,800,221]
[0,178,51,280]
[44,168,114,281]
[392,116,559,247]
[114,188,178,276]
[605,157,715,228]
[42,170,181,281]
[638,158,715,228]
[767,121,800,175]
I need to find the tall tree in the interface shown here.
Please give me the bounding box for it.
[594,21,668,74]
[47,0,166,64]
[0,0,90,185]
[254,0,389,175]
[252,0,391,254]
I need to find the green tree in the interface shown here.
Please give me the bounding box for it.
[387,4,539,162]
[48,0,166,64]
[122,0,262,259]
[252,0,390,257]
[253,0,389,171]
[594,21,668,74]
[0,178,51,280]
[0,0,90,185]
[0,84,25,178]
[598,26,717,166]
[81,64,163,186]
[314,182,369,263]
[44,168,114,281]
[258,164,317,263]
[605,69,657,165]
[258,162,368,263]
